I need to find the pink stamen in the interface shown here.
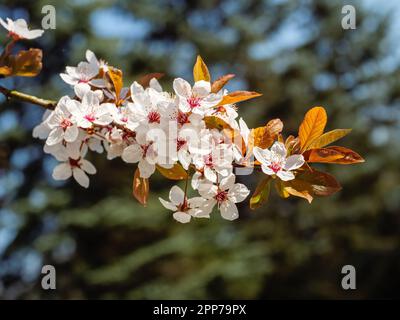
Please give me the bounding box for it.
[69,158,81,168]
[204,154,213,167]
[268,162,282,173]
[60,118,73,129]
[148,111,161,124]
[215,190,228,203]
[84,114,96,122]
[141,144,150,156]
[8,31,21,40]
[177,138,186,151]
[187,97,201,109]
[122,131,135,141]
[177,111,189,125]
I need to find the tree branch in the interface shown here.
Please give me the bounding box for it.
[0,85,56,110]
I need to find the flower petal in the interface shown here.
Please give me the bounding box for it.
[228,183,250,203]
[178,150,191,170]
[173,78,192,98]
[270,141,287,157]
[198,183,218,199]
[220,200,239,221]
[169,185,185,206]
[74,83,91,99]
[60,73,77,85]
[46,127,63,146]
[173,211,191,224]
[121,144,142,163]
[276,170,295,181]
[159,197,178,211]
[261,165,275,175]
[204,166,217,183]
[72,168,90,188]
[138,159,155,178]
[64,125,79,143]
[80,159,97,175]
[219,173,235,191]
[253,146,271,166]
[192,80,211,97]
[52,163,72,180]
[284,154,305,171]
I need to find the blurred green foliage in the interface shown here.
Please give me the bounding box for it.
[0,0,399,299]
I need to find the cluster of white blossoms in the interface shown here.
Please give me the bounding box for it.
[4,18,363,223]
[32,50,265,222]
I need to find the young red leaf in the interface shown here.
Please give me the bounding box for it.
[303,146,364,164]
[211,74,235,93]
[247,118,283,153]
[132,168,149,206]
[156,163,188,180]
[2,49,43,77]
[250,176,271,209]
[107,67,123,99]
[293,169,342,196]
[298,106,327,152]
[218,91,262,106]
[138,72,164,88]
[308,129,352,149]
[193,55,210,82]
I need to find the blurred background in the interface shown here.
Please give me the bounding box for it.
[0,0,399,299]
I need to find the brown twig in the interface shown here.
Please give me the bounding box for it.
[0,85,57,110]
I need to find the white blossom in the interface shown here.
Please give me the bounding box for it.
[45,97,79,145]
[198,174,250,221]
[52,148,96,188]
[66,91,113,128]
[159,186,207,223]
[253,142,304,181]
[60,50,105,87]
[0,18,44,40]
[173,78,222,115]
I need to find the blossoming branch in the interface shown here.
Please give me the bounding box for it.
[0,18,364,223]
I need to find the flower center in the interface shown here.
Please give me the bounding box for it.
[8,31,21,40]
[60,118,73,129]
[187,97,201,109]
[84,114,96,122]
[141,144,150,156]
[177,111,189,125]
[122,131,135,141]
[268,162,282,173]
[86,127,95,135]
[69,158,81,168]
[216,106,226,113]
[177,138,187,151]
[215,190,228,203]
[204,154,213,167]
[121,116,128,123]
[148,111,161,124]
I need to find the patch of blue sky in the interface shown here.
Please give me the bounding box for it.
[248,7,316,60]
[11,146,41,170]
[0,111,18,135]
[0,170,24,199]
[0,209,23,256]
[29,189,48,209]
[169,41,197,78]
[90,7,153,40]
